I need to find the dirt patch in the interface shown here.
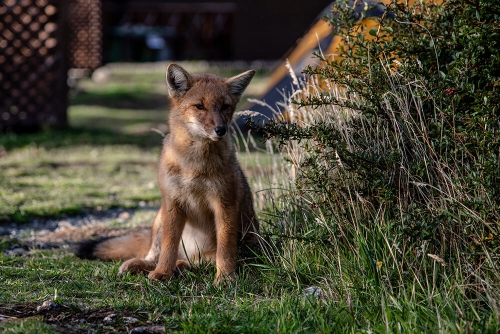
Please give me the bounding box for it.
[0,208,156,251]
[0,303,165,333]
[34,224,145,246]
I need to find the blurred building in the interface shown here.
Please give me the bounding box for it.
[101,0,333,62]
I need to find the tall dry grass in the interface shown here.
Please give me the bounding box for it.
[237,57,500,330]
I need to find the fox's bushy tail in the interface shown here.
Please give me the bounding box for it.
[75,229,151,261]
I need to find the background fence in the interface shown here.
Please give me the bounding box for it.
[0,0,70,132]
[0,0,103,132]
[68,0,101,70]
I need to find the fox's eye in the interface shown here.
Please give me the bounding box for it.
[195,104,204,110]
[222,104,231,110]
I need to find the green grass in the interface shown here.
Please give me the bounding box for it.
[0,144,161,222]
[2,221,498,333]
[0,231,342,332]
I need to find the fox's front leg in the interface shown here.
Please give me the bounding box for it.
[210,197,239,285]
[148,202,186,281]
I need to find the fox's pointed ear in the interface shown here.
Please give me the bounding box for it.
[166,64,193,98]
[226,70,255,98]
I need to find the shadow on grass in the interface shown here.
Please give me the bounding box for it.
[0,126,163,151]
[70,88,168,111]
[1,86,168,151]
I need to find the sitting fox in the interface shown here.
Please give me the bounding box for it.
[76,64,259,285]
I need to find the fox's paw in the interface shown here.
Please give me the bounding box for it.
[213,271,236,287]
[119,258,155,275]
[176,259,191,271]
[148,270,173,281]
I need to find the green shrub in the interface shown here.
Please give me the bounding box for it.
[250,0,499,298]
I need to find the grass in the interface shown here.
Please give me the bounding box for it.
[0,247,332,333]
[0,143,161,222]
[1,61,499,333]
[2,219,498,332]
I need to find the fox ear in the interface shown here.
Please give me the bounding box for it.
[226,70,255,98]
[166,64,193,98]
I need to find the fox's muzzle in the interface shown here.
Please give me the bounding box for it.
[212,111,228,138]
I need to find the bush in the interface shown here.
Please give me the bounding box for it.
[249,0,500,313]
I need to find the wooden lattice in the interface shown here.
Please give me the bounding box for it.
[68,0,101,70]
[0,0,68,132]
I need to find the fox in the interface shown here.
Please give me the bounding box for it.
[76,64,259,285]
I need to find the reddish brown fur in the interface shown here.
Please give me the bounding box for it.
[93,230,150,261]
[87,64,259,285]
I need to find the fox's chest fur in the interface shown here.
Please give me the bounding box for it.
[159,134,239,226]
[150,133,245,263]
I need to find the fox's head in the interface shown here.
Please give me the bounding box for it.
[166,64,255,141]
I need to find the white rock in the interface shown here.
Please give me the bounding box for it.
[303,286,323,298]
[36,300,58,312]
[103,313,116,323]
[123,316,138,324]
[7,248,26,256]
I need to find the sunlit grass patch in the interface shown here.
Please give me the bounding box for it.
[0,144,161,222]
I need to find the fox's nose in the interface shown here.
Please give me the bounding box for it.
[215,126,227,137]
